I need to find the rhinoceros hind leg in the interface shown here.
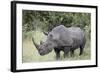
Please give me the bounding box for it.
[79,46,84,55]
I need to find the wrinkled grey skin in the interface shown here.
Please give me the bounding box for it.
[32,25,86,59]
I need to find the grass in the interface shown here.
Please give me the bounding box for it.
[22,31,91,63]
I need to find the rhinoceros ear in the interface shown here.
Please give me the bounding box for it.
[43,31,49,35]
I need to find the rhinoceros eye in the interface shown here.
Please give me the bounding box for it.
[45,43,51,47]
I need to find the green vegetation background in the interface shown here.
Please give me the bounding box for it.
[22,10,91,63]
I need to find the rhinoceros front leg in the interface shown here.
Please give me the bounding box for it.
[63,47,70,58]
[54,48,60,60]
[70,49,75,57]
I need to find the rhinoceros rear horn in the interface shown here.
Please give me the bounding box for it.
[40,41,44,45]
[43,31,48,35]
[32,37,39,49]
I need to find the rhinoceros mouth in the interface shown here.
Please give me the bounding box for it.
[39,49,52,56]
[39,52,46,56]
[39,51,48,56]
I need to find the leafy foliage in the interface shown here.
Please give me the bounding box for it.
[22,10,91,32]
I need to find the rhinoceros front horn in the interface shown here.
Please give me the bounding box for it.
[32,37,39,49]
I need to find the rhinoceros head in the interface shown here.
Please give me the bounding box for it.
[32,32,56,56]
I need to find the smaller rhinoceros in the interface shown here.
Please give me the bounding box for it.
[32,25,86,59]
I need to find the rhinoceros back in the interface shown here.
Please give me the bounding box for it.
[48,25,85,48]
[48,25,73,46]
